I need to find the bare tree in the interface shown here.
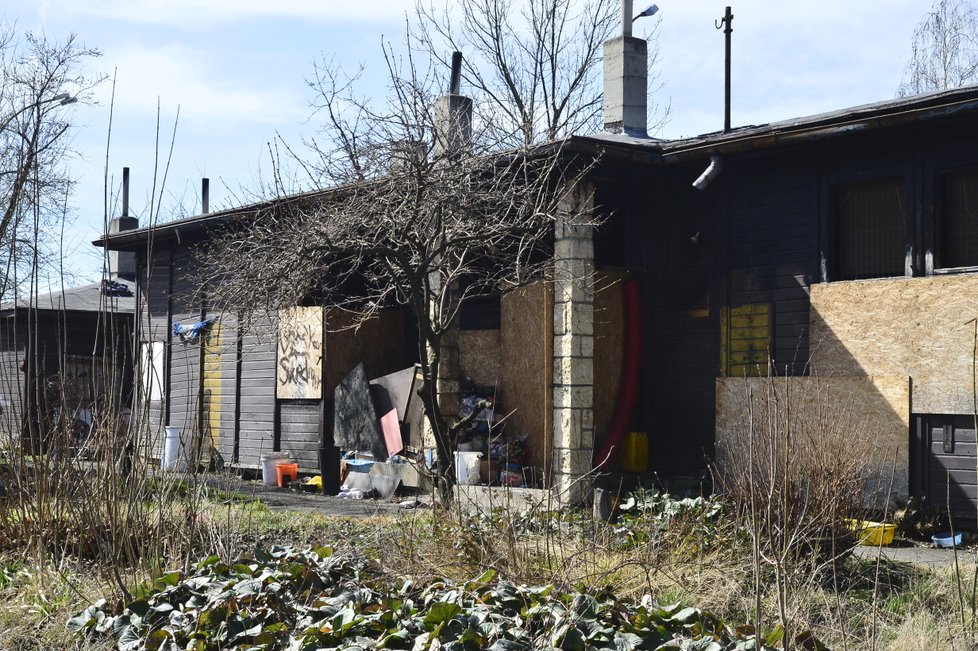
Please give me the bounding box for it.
[0,27,101,299]
[202,50,597,501]
[899,0,978,96]
[413,0,665,146]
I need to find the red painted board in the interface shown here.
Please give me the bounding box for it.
[380,408,403,457]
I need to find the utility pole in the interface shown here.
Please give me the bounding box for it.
[717,6,733,133]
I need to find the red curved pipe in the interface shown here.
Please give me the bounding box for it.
[593,279,642,468]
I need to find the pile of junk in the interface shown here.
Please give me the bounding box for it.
[261,364,542,500]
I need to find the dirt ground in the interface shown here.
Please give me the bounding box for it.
[205,475,428,517]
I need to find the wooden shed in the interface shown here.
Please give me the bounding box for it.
[0,279,134,451]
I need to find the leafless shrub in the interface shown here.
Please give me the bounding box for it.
[713,373,888,649]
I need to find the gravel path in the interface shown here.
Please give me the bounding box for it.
[853,542,972,568]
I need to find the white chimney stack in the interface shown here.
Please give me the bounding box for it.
[603,0,648,136]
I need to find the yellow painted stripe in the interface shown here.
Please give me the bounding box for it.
[203,324,222,445]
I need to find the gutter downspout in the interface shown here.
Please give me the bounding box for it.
[692,154,723,191]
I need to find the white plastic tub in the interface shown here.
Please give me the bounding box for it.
[261,451,292,486]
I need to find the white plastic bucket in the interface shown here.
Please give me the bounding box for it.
[261,452,291,486]
[162,426,188,472]
[455,451,482,486]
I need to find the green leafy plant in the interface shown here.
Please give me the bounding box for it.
[68,544,803,650]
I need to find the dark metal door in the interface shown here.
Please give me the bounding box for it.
[914,414,978,520]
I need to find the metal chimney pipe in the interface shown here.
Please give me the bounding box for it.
[201,177,210,214]
[122,167,130,217]
[622,0,633,37]
[435,51,472,156]
[449,51,463,94]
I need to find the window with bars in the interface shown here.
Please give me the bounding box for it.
[832,177,907,281]
[940,168,978,270]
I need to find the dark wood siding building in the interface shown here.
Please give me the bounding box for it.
[99,84,978,511]
[0,281,134,450]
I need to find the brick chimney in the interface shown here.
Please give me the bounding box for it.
[603,0,648,136]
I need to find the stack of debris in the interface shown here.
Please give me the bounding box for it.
[332,363,425,498]
[331,365,538,493]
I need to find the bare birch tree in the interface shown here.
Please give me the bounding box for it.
[899,0,978,96]
[0,27,100,298]
[202,50,597,501]
[413,0,666,146]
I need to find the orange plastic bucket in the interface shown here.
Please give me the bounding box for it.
[276,463,299,487]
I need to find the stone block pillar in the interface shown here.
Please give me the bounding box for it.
[552,181,595,504]
[422,273,461,452]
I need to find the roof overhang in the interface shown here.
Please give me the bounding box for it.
[95,85,978,251]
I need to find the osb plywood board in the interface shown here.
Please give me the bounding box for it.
[276,307,324,400]
[715,375,911,497]
[811,275,978,414]
[324,309,407,398]
[593,271,627,439]
[459,330,501,386]
[500,281,553,473]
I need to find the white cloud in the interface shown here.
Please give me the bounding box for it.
[40,0,415,28]
[90,41,306,125]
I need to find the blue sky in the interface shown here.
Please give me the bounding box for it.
[9,0,930,283]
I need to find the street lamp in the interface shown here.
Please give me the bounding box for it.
[50,92,77,106]
[0,91,78,133]
[633,4,659,21]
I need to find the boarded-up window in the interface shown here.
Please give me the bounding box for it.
[276,307,324,400]
[459,295,501,330]
[941,169,978,269]
[832,178,907,281]
[720,304,772,377]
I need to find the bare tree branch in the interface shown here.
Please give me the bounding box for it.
[0,26,103,299]
[899,0,978,96]
[200,54,599,502]
[413,0,668,145]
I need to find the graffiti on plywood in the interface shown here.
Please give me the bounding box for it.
[276,307,324,399]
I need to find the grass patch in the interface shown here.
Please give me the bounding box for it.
[3,484,978,649]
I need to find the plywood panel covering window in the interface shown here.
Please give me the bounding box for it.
[833,178,906,281]
[941,168,978,269]
[720,304,772,377]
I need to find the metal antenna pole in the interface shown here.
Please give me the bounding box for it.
[716,6,734,133]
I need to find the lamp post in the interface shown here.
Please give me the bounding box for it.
[0,91,77,134]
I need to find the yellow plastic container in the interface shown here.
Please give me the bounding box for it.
[848,519,896,546]
[619,431,649,473]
